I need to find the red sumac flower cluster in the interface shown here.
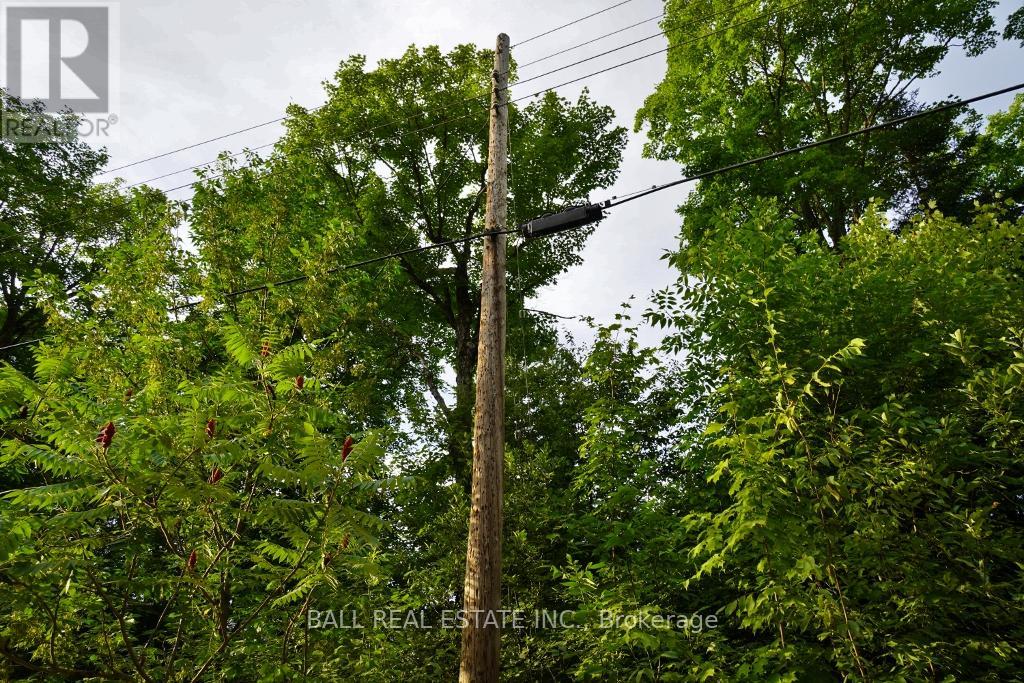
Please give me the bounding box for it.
[96,421,116,450]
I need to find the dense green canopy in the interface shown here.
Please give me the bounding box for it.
[1,3,1023,679]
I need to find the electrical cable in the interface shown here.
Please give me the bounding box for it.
[29,77,497,233]
[516,12,664,69]
[142,0,779,195]
[3,229,517,351]
[167,227,517,311]
[99,0,643,178]
[0,336,53,352]
[511,0,756,89]
[126,100,490,190]
[129,6,672,190]
[513,0,637,47]
[126,141,277,189]
[158,109,486,195]
[510,0,814,104]
[603,81,1024,208]
[6,81,1022,354]
[97,115,292,175]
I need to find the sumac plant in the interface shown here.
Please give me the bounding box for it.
[0,320,400,681]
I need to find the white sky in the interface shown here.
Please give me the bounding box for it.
[81,0,1024,347]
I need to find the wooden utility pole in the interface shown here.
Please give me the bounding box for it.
[459,32,509,683]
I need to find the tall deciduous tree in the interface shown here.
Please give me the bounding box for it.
[0,91,128,363]
[637,0,999,244]
[191,44,627,487]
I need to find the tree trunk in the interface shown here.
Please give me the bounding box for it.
[450,306,477,493]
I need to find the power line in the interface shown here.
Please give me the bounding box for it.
[128,95,490,190]
[111,0,937,204]
[97,115,292,175]
[145,0,783,196]
[99,1,643,179]
[127,12,660,189]
[127,142,277,189]
[603,81,1024,209]
[513,0,637,47]
[119,0,764,194]
[158,108,486,195]
[510,0,813,104]
[167,226,518,311]
[0,336,53,352]
[2,228,517,351]
[97,0,797,196]
[128,6,674,191]
[512,0,753,89]
[6,81,1023,355]
[516,12,664,69]
[24,0,760,241]
[13,0,954,229]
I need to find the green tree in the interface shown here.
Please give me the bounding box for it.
[643,198,1024,680]
[138,43,627,679]
[0,90,128,364]
[0,196,400,680]
[636,0,999,244]
[266,44,627,487]
[1006,3,1024,43]
[959,94,1024,215]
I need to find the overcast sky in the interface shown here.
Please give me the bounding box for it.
[85,0,1023,347]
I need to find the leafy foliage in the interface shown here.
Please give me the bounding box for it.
[1006,3,1024,44]
[633,200,1024,679]
[0,90,130,366]
[190,44,627,489]
[0,211,394,681]
[2,12,1024,680]
[636,0,1000,243]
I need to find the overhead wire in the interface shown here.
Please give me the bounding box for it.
[97,115,291,175]
[98,0,643,178]
[143,0,754,191]
[516,12,665,69]
[157,108,486,195]
[510,0,814,104]
[126,141,277,189]
[603,81,1024,208]
[126,99,492,190]
[509,0,756,89]
[512,0,637,47]
[7,81,1021,355]
[120,0,768,194]
[3,0,924,259]
[0,336,53,352]
[3,228,516,351]
[124,7,673,190]
[146,0,788,196]
[168,226,518,311]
